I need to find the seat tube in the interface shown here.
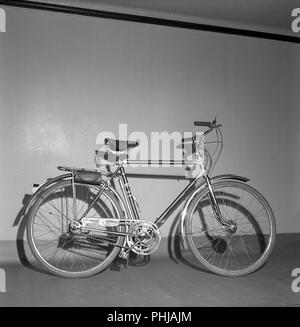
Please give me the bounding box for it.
[71,171,77,220]
[118,166,140,220]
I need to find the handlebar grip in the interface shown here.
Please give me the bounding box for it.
[194,121,212,127]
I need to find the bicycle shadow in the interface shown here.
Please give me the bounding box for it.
[12,194,54,275]
[13,193,32,267]
[167,211,215,274]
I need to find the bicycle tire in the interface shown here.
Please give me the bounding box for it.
[26,180,125,278]
[185,180,276,276]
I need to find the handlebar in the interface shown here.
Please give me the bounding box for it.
[181,119,222,143]
[195,119,222,135]
[194,121,212,128]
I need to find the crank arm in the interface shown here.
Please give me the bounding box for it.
[120,238,145,256]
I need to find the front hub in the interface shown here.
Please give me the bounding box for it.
[224,220,238,234]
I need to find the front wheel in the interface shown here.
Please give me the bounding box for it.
[184,180,276,276]
[26,180,125,278]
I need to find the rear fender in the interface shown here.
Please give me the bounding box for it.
[21,173,72,219]
[22,173,128,221]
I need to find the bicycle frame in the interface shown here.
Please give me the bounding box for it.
[75,125,220,226]
[72,165,251,256]
[74,167,237,235]
[23,123,250,249]
[73,164,198,223]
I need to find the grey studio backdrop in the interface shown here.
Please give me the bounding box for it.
[0,5,299,242]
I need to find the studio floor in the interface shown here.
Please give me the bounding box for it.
[0,234,300,307]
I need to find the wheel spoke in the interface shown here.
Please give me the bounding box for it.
[28,181,124,277]
[186,180,275,276]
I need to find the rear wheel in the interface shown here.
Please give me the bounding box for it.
[27,180,125,278]
[185,180,276,276]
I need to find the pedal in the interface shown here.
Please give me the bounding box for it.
[110,257,128,271]
[119,249,129,259]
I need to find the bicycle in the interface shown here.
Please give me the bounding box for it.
[25,119,276,278]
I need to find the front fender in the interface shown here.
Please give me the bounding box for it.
[180,174,250,249]
[210,174,249,183]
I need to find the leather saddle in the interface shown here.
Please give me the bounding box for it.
[104,138,139,152]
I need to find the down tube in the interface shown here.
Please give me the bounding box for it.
[154,179,198,228]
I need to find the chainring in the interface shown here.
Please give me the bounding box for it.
[126,220,162,255]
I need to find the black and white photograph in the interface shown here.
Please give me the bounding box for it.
[0,0,299,311]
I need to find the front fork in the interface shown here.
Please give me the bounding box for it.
[203,175,232,228]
